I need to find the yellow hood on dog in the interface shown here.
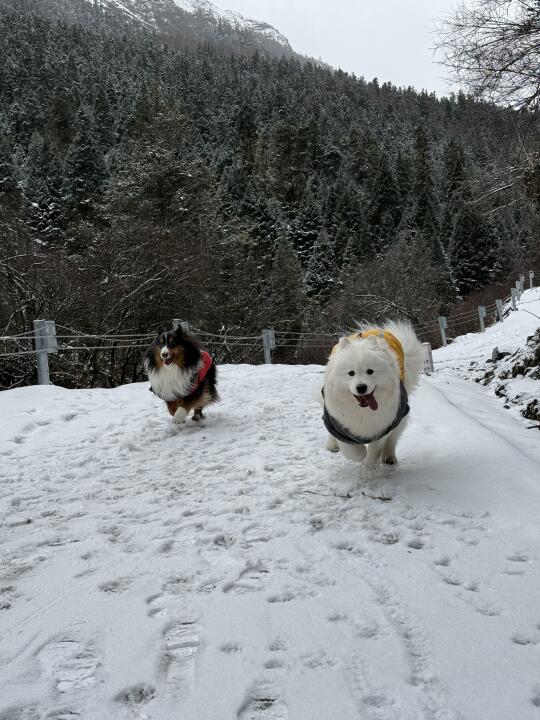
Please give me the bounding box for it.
[332,329,405,381]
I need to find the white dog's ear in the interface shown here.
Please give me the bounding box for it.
[337,336,350,350]
[365,335,379,348]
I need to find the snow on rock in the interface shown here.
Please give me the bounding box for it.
[2,360,540,718]
[85,0,291,48]
[480,328,540,424]
[172,0,290,47]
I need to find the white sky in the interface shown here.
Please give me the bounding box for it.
[219,0,456,96]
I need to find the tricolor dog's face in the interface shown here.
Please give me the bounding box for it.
[157,328,184,367]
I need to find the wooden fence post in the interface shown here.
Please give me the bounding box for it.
[495,299,504,322]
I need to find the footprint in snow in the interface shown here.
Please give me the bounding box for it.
[98,578,131,593]
[220,641,243,654]
[242,524,272,546]
[269,637,288,652]
[114,683,156,705]
[507,551,529,563]
[0,706,40,720]
[223,561,270,595]
[237,680,288,720]
[511,629,540,646]
[505,551,530,573]
[160,619,200,699]
[267,591,295,604]
[433,563,497,614]
[301,650,339,670]
[35,636,100,694]
[146,592,167,618]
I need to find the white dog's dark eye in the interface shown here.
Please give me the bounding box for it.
[367,369,374,375]
[348,370,355,376]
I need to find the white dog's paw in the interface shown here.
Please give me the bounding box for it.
[382,452,398,465]
[339,443,367,463]
[326,436,339,453]
[173,407,188,424]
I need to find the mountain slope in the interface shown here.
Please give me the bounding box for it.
[87,0,293,54]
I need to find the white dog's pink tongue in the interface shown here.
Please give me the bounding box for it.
[365,392,378,411]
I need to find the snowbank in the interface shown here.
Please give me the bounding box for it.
[434,287,540,425]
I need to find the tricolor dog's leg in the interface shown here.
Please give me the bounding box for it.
[193,407,205,422]
[173,406,188,424]
[166,400,187,424]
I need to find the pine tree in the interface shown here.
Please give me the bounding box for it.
[450,203,496,294]
[413,125,438,240]
[396,150,412,208]
[0,120,17,193]
[65,106,106,212]
[269,233,306,329]
[304,227,337,302]
[369,152,401,237]
[48,83,78,150]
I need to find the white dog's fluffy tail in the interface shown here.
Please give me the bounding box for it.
[382,320,424,394]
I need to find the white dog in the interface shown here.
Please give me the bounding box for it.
[320,321,424,465]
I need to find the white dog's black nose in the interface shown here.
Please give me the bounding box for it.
[356,383,368,395]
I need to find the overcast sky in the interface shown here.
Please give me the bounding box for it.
[219,0,456,96]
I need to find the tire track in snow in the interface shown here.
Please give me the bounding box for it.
[430,380,540,469]
[333,541,464,720]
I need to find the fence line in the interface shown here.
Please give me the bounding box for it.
[1,271,538,385]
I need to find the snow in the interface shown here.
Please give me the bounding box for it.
[84,0,291,47]
[1,310,540,718]
[88,0,157,27]
[173,0,290,47]
[434,287,540,373]
[433,287,540,425]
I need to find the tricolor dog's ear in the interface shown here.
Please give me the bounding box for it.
[337,336,350,350]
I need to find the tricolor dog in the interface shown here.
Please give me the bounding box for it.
[144,326,218,424]
[320,321,424,465]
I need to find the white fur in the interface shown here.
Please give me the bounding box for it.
[146,363,196,402]
[173,407,188,424]
[321,321,424,465]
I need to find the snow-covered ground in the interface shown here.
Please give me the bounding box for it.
[434,287,540,373]
[434,287,540,426]
[1,297,540,720]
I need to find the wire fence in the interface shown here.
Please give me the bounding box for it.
[1,273,539,389]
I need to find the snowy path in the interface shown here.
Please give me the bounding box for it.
[1,365,540,720]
